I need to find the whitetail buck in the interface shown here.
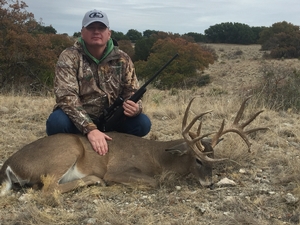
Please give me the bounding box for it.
[0,97,267,195]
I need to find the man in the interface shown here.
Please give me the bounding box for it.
[46,9,151,156]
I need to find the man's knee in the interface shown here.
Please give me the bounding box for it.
[138,114,151,136]
[46,108,79,135]
[124,113,151,137]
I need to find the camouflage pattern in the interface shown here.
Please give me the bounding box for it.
[54,39,140,134]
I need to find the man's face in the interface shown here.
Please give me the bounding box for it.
[81,22,111,47]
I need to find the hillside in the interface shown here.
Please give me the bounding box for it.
[0,44,299,225]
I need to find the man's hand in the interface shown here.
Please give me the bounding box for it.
[87,129,112,155]
[123,100,140,117]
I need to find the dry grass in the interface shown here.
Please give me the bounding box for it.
[0,44,300,224]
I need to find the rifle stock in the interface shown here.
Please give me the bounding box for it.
[96,53,179,132]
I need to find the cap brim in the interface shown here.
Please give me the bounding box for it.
[83,21,108,28]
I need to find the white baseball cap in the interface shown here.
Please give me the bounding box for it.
[82,9,109,28]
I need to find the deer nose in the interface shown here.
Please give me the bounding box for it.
[199,177,213,187]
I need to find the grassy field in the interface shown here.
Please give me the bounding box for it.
[0,44,299,224]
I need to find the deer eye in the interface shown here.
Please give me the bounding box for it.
[196,159,203,166]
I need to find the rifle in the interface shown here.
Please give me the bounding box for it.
[96,53,179,132]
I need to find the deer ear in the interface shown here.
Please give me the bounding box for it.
[165,143,188,156]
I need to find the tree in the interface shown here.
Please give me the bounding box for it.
[118,40,134,59]
[259,21,299,46]
[0,0,73,91]
[111,30,129,41]
[73,31,81,38]
[205,22,256,44]
[134,32,195,62]
[151,31,181,40]
[26,19,57,35]
[184,32,206,42]
[251,26,266,43]
[143,29,159,38]
[40,25,57,34]
[259,21,300,58]
[126,29,142,43]
[134,37,156,61]
[135,38,214,89]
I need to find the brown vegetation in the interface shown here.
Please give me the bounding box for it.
[0,44,300,224]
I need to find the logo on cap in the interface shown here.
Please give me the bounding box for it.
[89,12,104,18]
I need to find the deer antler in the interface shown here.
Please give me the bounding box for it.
[182,98,222,162]
[182,96,268,163]
[210,96,269,152]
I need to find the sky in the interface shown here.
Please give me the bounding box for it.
[22,0,300,36]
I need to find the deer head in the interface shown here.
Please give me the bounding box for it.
[181,96,268,186]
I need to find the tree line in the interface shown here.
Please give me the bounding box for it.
[109,23,263,45]
[1,0,300,93]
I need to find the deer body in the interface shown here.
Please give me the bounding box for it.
[0,132,210,194]
[0,97,267,195]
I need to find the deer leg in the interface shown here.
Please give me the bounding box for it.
[43,175,106,193]
[104,169,158,188]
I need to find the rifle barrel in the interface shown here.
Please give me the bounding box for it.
[97,53,179,132]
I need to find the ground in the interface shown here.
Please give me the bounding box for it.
[0,44,299,225]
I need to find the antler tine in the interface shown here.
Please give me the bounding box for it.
[240,109,262,127]
[182,98,225,163]
[233,95,252,125]
[193,151,227,162]
[182,111,213,136]
[191,121,216,153]
[188,130,226,162]
[211,119,225,148]
[245,127,270,135]
[196,120,202,136]
[241,109,270,134]
[182,97,196,132]
[211,97,256,148]
[182,98,213,134]
[210,96,268,152]
[190,131,216,145]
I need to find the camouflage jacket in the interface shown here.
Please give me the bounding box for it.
[54,38,140,134]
